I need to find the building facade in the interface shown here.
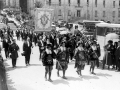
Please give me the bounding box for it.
[3,0,120,23]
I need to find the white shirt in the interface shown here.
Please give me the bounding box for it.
[27,41,29,47]
[92,46,97,50]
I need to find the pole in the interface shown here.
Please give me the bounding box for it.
[92,0,93,20]
[64,0,65,21]
[87,4,88,20]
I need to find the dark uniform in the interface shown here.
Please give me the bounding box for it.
[9,40,19,68]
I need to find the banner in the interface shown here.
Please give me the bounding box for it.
[35,8,54,32]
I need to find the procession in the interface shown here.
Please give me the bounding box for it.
[0,0,120,90]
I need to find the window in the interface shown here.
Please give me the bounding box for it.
[118,11,120,17]
[48,0,51,6]
[113,1,115,8]
[113,11,115,18]
[59,0,61,6]
[77,0,80,7]
[103,0,105,8]
[68,0,71,6]
[95,0,97,7]
[58,9,62,16]
[95,10,98,17]
[87,0,89,7]
[77,10,81,17]
[103,11,106,17]
[68,10,71,16]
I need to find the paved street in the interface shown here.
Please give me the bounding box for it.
[3,38,120,90]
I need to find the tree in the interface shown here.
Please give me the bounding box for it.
[35,1,43,8]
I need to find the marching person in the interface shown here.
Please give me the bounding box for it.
[94,41,101,68]
[74,42,86,76]
[89,41,98,74]
[23,37,33,66]
[42,44,55,82]
[56,42,69,79]
[9,39,19,68]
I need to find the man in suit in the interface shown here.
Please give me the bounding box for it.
[38,36,45,60]
[115,41,120,71]
[9,39,19,68]
[3,39,9,59]
[23,37,33,66]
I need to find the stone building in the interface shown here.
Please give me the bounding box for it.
[3,0,120,23]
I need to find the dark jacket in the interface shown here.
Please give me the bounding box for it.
[42,50,55,66]
[115,47,120,61]
[23,41,32,56]
[9,43,19,59]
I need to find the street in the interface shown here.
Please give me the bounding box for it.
[3,38,120,90]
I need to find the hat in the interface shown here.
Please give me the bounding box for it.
[47,44,52,48]
[108,40,113,44]
[92,41,97,45]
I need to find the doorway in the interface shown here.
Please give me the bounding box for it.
[19,0,28,13]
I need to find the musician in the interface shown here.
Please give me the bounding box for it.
[74,42,86,76]
[56,42,69,79]
[103,40,114,70]
[94,41,101,68]
[42,44,55,82]
[89,41,98,74]
[68,37,76,61]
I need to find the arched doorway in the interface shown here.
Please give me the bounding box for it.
[19,0,28,13]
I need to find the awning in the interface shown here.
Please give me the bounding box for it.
[96,23,120,28]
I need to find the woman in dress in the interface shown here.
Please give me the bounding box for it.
[56,42,69,79]
[74,42,86,76]
[103,40,114,70]
[42,44,55,82]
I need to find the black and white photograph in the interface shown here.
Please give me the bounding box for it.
[0,0,120,90]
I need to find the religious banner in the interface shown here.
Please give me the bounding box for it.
[35,8,54,32]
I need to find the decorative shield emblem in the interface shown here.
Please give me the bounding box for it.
[35,8,54,32]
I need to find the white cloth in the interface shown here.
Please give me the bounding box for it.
[27,41,29,47]
[78,47,84,51]
[46,49,52,54]
[92,46,97,50]
[60,47,66,51]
